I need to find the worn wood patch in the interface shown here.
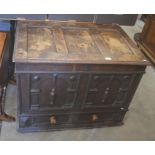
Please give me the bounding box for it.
[13,24,28,62]
[53,28,68,54]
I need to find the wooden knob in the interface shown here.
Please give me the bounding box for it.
[70,75,75,80]
[53,74,57,77]
[106,87,110,91]
[120,107,125,111]
[92,114,98,122]
[93,75,99,80]
[124,75,129,79]
[50,116,56,124]
[33,75,40,81]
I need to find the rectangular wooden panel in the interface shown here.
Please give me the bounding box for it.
[27,27,57,59]
[53,28,68,53]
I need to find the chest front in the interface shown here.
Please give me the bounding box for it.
[14,21,148,132]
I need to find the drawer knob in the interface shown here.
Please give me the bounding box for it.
[50,116,57,124]
[70,76,75,80]
[92,114,98,122]
[53,74,57,77]
[120,107,125,111]
[106,88,110,91]
[124,75,129,79]
[93,76,99,80]
[33,75,40,81]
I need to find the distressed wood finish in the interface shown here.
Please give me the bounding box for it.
[134,15,155,64]
[14,21,148,132]
[13,21,147,65]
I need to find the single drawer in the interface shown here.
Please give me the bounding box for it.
[18,113,78,132]
[75,111,125,125]
[19,114,72,128]
[18,111,125,132]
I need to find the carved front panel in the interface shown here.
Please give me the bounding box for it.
[23,72,135,111]
[30,73,80,110]
[82,73,134,108]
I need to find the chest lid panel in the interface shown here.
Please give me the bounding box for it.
[13,21,148,65]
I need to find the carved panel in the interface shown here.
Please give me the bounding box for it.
[83,73,134,108]
[51,73,80,109]
[30,74,52,110]
[30,73,80,110]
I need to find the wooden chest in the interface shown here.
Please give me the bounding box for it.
[13,21,148,132]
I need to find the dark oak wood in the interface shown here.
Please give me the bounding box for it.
[14,21,148,132]
[13,21,148,65]
[135,15,155,64]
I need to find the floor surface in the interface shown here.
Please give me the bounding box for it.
[0,20,155,140]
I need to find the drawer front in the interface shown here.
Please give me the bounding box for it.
[75,111,125,124]
[19,113,78,131]
[19,114,72,129]
[18,111,125,132]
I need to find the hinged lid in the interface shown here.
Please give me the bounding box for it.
[13,21,148,65]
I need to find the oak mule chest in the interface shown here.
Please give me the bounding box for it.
[13,21,148,132]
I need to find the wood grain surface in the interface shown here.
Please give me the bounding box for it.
[13,21,148,65]
[0,32,7,62]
